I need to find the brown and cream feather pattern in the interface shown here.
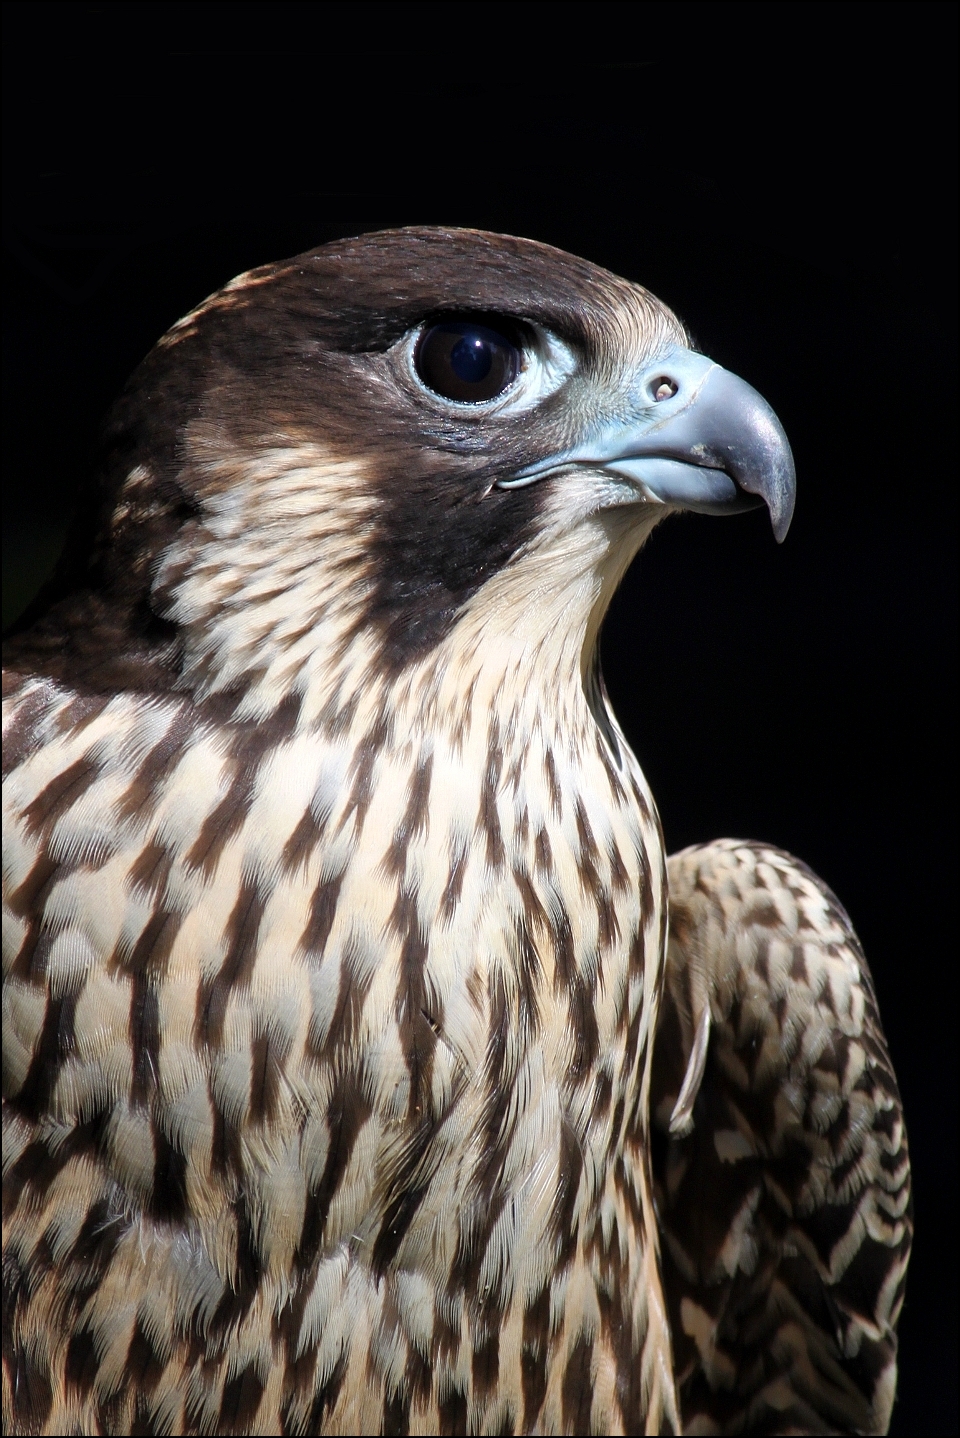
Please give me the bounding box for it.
[2,227,909,1434]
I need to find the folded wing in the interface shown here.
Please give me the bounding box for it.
[652,840,911,1435]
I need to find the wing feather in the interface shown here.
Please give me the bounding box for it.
[652,840,911,1436]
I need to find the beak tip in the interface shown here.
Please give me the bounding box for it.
[772,461,797,543]
[772,499,794,544]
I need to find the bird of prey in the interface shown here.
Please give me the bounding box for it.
[2,227,911,1436]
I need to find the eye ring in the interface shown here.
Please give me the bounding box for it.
[414,319,522,404]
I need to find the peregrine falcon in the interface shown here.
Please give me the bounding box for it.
[2,228,911,1436]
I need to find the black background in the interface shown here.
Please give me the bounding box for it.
[3,2,957,1430]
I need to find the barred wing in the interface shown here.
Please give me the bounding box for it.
[652,841,912,1435]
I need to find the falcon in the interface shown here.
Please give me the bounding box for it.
[2,227,911,1435]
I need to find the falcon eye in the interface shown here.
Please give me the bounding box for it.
[415,321,521,403]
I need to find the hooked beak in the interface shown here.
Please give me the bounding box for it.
[500,348,796,542]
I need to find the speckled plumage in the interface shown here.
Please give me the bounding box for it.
[2,228,909,1435]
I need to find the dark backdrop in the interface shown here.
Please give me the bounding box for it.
[3,2,957,1431]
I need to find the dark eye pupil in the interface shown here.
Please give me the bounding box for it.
[450,334,493,384]
[415,321,520,403]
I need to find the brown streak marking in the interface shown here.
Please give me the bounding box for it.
[543,748,562,819]
[598,1286,646,1431]
[383,1389,412,1435]
[745,899,782,929]
[479,729,505,872]
[390,884,436,1119]
[438,1386,468,1435]
[440,838,468,921]
[561,1332,594,1432]
[127,841,172,899]
[1,1346,53,1430]
[250,1030,291,1124]
[21,757,100,838]
[312,936,373,1062]
[115,708,196,822]
[609,841,630,897]
[552,907,599,1083]
[514,918,544,1040]
[302,1350,349,1432]
[471,1328,500,1404]
[208,1199,260,1339]
[630,774,651,823]
[129,973,164,1105]
[521,1284,551,1430]
[534,825,552,875]
[123,1319,164,1393]
[621,937,646,1078]
[13,994,78,1114]
[300,871,345,958]
[385,753,434,876]
[197,877,265,1049]
[6,852,59,921]
[338,713,390,832]
[185,764,257,879]
[211,1102,244,1180]
[296,1071,372,1269]
[65,1325,99,1398]
[552,1115,584,1268]
[217,1361,265,1433]
[281,806,321,875]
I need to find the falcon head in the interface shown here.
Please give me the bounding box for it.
[11,227,794,712]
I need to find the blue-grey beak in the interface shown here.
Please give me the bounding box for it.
[501,348,796,542]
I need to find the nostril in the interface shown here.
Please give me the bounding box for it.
[652,378,678,402]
